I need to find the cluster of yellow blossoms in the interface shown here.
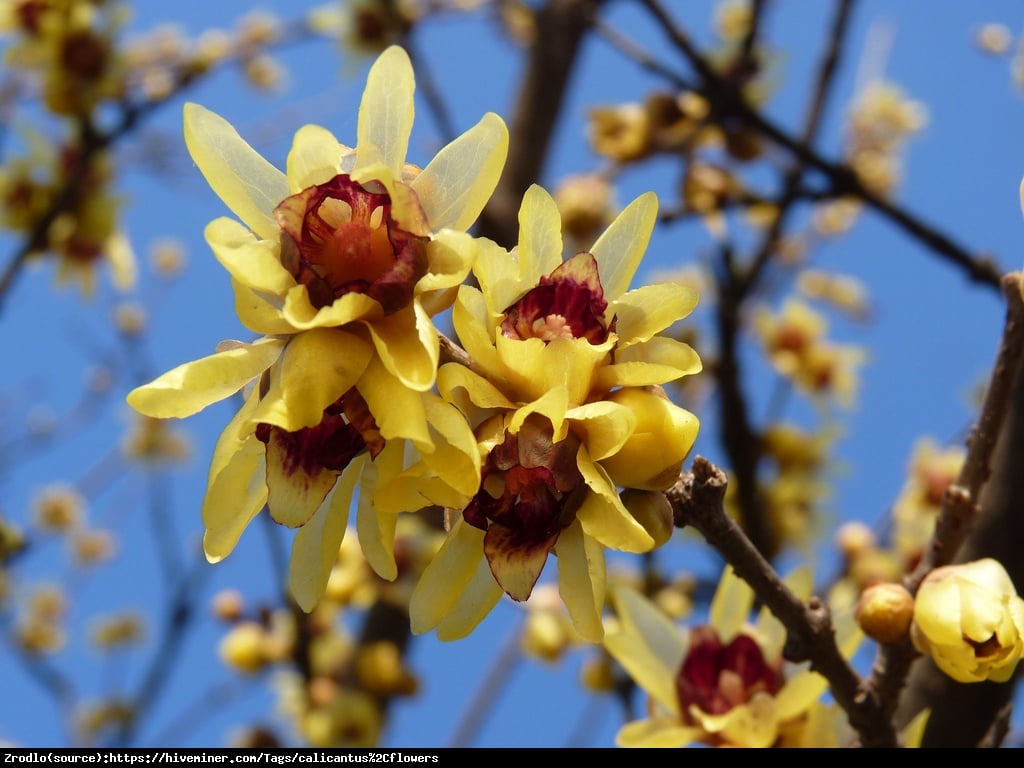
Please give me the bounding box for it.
[127,46,702,642]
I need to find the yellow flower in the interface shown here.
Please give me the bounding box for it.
[911,558,1024,683]
[604,566,854,748]
[410,185,700,643]
[127,45,507,611]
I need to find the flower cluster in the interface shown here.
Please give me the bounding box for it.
[127,46,701,636]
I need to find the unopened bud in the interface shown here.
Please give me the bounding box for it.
[856,582,914,645]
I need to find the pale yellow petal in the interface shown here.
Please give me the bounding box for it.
[202,392,267,562]
[248,328,373,432]
[616,719,698,748]
[437,363,515,414]
[901,708,931,748]
[590,191,657,301]
[609,585,687,706]
[286,124,344,192]
[691,694,778,748]
[358,356,432,452]
[555,520,605,642]
[357,460,399,581]
[355,45,414,182]
[575,446,654,552]
[264,428,339,529]
[410,517,486,635]
[436,562,504,642]
[206,217,295,295]
[775,670,828,722]
[710,565,755,641]
[914,576,964,645]
[473,240,524,319]
[596,337,702,389]
[612,282,699,344]
[232,283,294,335]
[420,392,482,498]
[289,456,365,612]
[517,184,564,282]
[183,102,289,240]
[412,112,509,232]
[417,230,478,295]
[507,385,570,442]
[281,284,382,330]
[364,301,438,392]
[564,400,635,461]
[451,285,503,377]
[127,337,285,419]
[604,619,682,715]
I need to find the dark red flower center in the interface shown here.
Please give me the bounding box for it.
[254,387,385,479]
[275,175,428,313]
[463,415,586,600]
[676,626,784,720]
[500,252,613,343]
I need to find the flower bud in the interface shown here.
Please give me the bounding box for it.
[601,387,699,491]
[856,582,914,645]
[911,558,1024,683]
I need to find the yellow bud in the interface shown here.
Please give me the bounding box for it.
[856,582,914,645]
[601,387,699,491]
[219,622,268,675]
[911,559,1024,683]
[210,589,245,622]
[834,521,876,559]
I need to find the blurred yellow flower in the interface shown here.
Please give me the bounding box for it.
[127,45,507,611]
[911,558,1024,683]
[604,566,853,747]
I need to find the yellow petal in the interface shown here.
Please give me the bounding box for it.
[355,46,414,183]
[420,393,482,498]
[232,281,295,335]
[127,337,285,419]
[363,301,438,392]
[206,217,295,296]
[357,459,399,581]
[612,282,699,345]
[473,239,524,319]
[183,102,289,240]
[281,284,382,330]
[436,558,504,642]
[775,670,828,722]
[357,356,432,452]
[517,184,564,283]
[710,565,755,641]
[914,573,964,645]
[599,388,699,491]
[437,363,515,415]
[616,718,699,748]
[691,693,779,748]
[555,519,605,642]
[264,427,339,528]
[202,391,267,562]
[564,400,636,461]
[596,337,702,390]
[590,191,657,301]
[605,591,683,715]
[508,385,570,443]
[417,230,478,296]
[495,334,609,407]
[289,456,365,612]
[248,328,373,432]
[410,517,486,635]
[286,124,344,192]
[451,285,503,377]
[412,112,509,232]
[576,446,654,552]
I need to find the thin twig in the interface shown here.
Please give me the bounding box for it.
[668,456,896,747]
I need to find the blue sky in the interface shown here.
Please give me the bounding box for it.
[2,0,1024,748]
